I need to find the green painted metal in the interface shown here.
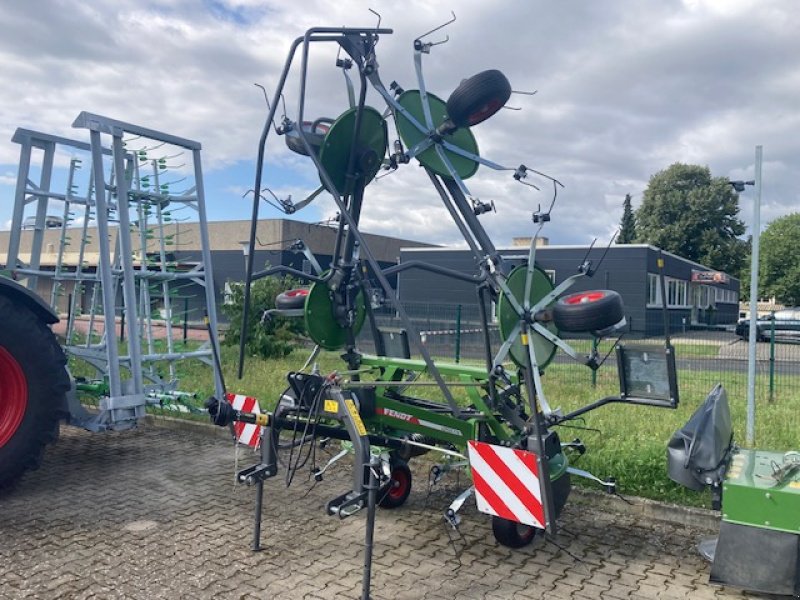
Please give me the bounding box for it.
[318,106,387,195]
[722,448,800,534]
[304,280,366,351]
[395,90,479,180]
[497,265,558,368]
[361,354,514,382]
[370,395,474,447]
[360,354,518,446]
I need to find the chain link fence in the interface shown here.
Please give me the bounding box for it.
[357,301,800,405]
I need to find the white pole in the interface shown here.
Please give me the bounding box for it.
[746,145,763,447]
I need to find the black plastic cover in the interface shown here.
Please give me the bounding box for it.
[667,383,732,491]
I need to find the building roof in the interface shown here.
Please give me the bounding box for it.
[0,218,434,267]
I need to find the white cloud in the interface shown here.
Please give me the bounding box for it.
[1,0,799,247]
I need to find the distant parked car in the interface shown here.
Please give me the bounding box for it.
[21,215,63,229]
[735,308,800,342]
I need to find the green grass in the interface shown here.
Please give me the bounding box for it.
[74,340,800,509]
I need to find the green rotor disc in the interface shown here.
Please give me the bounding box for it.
[497,264,558,369]
[318,106,387,195]
[304,280,366,351]
[395,90,479,180]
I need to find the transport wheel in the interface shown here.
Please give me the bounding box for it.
[491,470,571,548]
[551,290,624,333]
[0,296,69,489]
[275,288,310,310]
[446,70,512,128]
[378,461,412,509]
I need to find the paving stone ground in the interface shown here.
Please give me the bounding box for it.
[0,423,773,599]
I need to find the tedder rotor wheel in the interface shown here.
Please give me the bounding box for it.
[0,295,69,489]
[446,69,512,129]
[378,460,412,509]
[551,290,624,333]
[275,288,310,310]
[491,469,571,548]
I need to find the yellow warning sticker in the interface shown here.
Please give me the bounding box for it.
[657,258,664,268]
[324,399,339,414]
[521,334,529,345]
[344,398,368,437]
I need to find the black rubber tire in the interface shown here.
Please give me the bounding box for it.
[551,290,624,333]
[446,70,512,129]
[275,288,310,310]
[378,461,412,509]
[491,470,571,548]
[0,295,69,489]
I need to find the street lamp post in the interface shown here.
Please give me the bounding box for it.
[239,240,250,276]
[730,148,762,447]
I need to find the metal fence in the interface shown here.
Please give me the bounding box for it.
[357,301,800,406]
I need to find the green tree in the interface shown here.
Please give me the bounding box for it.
[635,163,747,274]
[617,193,636,243]
[221,274,305,359]
[759,213,800,305]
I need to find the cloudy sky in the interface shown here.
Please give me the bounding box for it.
[0,0,797,248]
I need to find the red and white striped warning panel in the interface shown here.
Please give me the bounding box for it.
[226,393,262,448]
[467,440,545,529]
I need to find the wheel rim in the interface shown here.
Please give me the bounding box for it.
[515,522,536,543]
[467,98,504,126]
[0,347,27,448]
[388,467,410,500]
[563,291,606,305]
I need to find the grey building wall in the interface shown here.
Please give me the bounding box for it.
[397,245,740,336]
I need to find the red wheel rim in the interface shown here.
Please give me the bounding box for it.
[387,467,409,500]
[563,291,606,305]
[0,347,27,448]
[516,523,536,543]
[467,98,504,125]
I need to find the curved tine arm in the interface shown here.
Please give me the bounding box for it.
[382,260,487,285]
[367,70,430,137]
[523,222,545,310]
[526,329,554,416]
[412,50,436,130]
[433,144,473,198]
[251,265,326,284]
[240,34,304,379]
[290,185,325,213]
[439,139,510,171]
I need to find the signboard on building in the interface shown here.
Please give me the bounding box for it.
[691,270,729,284]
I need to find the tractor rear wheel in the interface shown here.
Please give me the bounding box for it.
[0,296,69,489]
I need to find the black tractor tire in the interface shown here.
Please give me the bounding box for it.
[0,295,69,489]
[275,288,310,310]
[378,460,412,509]
[551,290,624,333]
[491,470,571,548]
[446,70,512,129]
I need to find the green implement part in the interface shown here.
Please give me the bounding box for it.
[318,106,387,195]
[722,448,800,534]
[304,280,366,351]
[395,90,479,180]
[497,265,558,368]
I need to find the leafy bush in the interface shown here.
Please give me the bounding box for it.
[221,275,306,359]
